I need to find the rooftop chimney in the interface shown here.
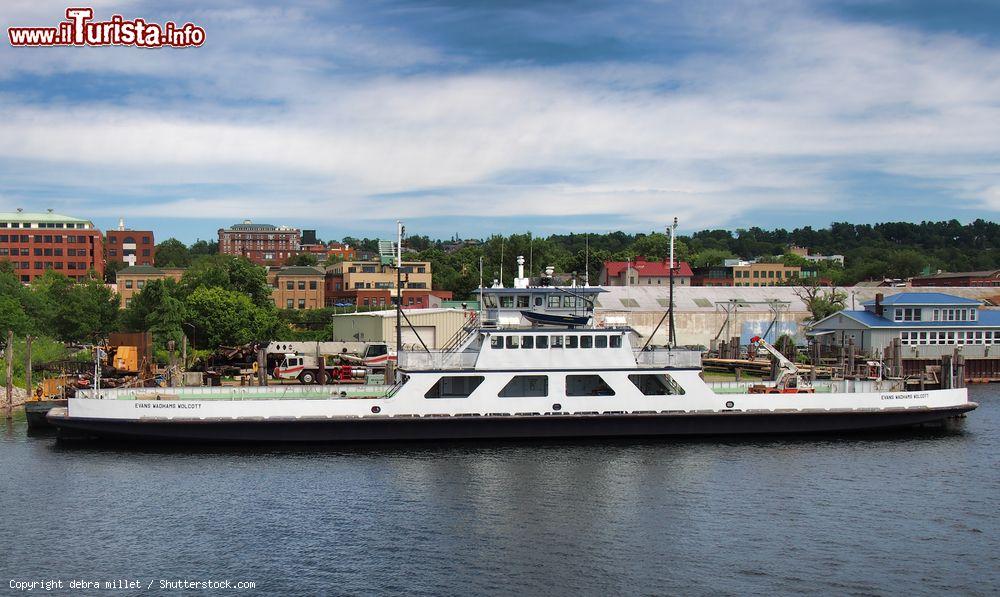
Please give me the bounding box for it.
[118,217,125,231]
[875,293,884,318]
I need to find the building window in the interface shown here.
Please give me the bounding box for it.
[298,281,306,290]
[309,281,317,290]
[298,299,305,309]
[125,280,133,288]
[286,299,293,309]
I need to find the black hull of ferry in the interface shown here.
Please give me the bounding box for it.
[49,404,976,444]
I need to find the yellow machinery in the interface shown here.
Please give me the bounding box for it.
[112,345,139,373]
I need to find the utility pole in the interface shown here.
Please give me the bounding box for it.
[396,221,404,353]
[668,217,678,348]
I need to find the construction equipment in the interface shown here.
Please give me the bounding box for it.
[747,335,814,394]
[271,354,368,384]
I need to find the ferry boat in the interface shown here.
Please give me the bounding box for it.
[47,264,976,443]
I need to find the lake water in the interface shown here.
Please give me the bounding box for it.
[2,386,998,595]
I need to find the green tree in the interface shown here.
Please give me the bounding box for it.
[155,238,191,267]
[689,249,736,268]
[286,253,319,266]
[185,287,278,347]
[182,255,273,307]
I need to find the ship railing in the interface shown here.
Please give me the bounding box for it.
[75,384,395,401]
[397,351,479,370]
[633,349,703,369]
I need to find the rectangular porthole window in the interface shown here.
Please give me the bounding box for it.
[536,336,548,349]
[506,335,519,349]
[595,335,608,348]
[491,336,503,349]
[499,375,548,397]
[425,376,485,398]
[566,336,578,349]
[551,336,564,349]
[581,335,593,348]
[628,374,685,395]
[566,375,615,396]
[610,336,622,348]
[522,336,534,349]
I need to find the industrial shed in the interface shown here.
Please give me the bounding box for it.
[329,308,473,349]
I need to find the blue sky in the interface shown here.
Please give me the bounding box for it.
[1,0,998,243]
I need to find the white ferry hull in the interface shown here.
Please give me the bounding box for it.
[48,403,975,444]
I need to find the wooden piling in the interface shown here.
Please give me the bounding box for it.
[25,335,32,401]
[847,338,855,378]
[257,347,267,386]
[4,330,12,419]
[167,340,176,387]
[316,342,326,386]
[941,354,952,389]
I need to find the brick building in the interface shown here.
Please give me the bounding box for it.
[104,218,155,267]
[324,258,444,308]
[691,266,735,286]
[115,265,185,308]
[910,270,1000,287]
[269,266,325,310]
[732,262,806,287]
[599,258,693,287]
[0,210,103,283]
[218,220,301,265]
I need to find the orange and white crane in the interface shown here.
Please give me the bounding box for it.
[749,335,814,393]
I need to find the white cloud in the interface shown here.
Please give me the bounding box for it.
[0,1,998,236]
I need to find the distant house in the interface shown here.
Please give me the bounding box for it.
[910,270,1000,288]
[115,265,184,309]
[600,258,693,287]
[788,245,845,266]
[808,292,999,354]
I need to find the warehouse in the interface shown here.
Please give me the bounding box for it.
[329,308,474,350]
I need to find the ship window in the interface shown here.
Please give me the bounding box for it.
[484,295,498,308]
[534,297,543,307]
[506,335,519,349]
[551,335,564,349]
[566,375,615,396]
[521,336,534,349]
[566,336,578,349]
[610,335,622,348]
[491,336,503,349]
[517,295,529,308]
[536,336,548,349]
[425,376,485,398]
[563,296,575,308]
[581,335,593,348]
[499,375,548,397]
[629,374,685,395]
[500,296,514,308]
[548,295,561,308]
[595,335,608,348]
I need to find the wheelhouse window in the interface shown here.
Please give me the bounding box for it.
[499,375,548,397]
[562,296,575,308]
[517,295,529,308]
[548,295,561,308]
[566,375,615,396]
[595,335,608,348]
[610,335,623,348]
[500,296,514,308]
[425,376,485,398]
[490,336,503,349]
[628,374,685,395]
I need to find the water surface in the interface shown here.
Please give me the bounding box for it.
[2,387,997,595]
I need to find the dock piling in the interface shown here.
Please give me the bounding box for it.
[25,335,32,402]
[4,329,12,420]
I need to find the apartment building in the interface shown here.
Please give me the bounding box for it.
[732,262,804,286]
[324,259,436,308]
[104,219,155,267]
[218,220,301,265]
[269,266,325,310]
[115,265,184,308]
[0,210,103,283]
